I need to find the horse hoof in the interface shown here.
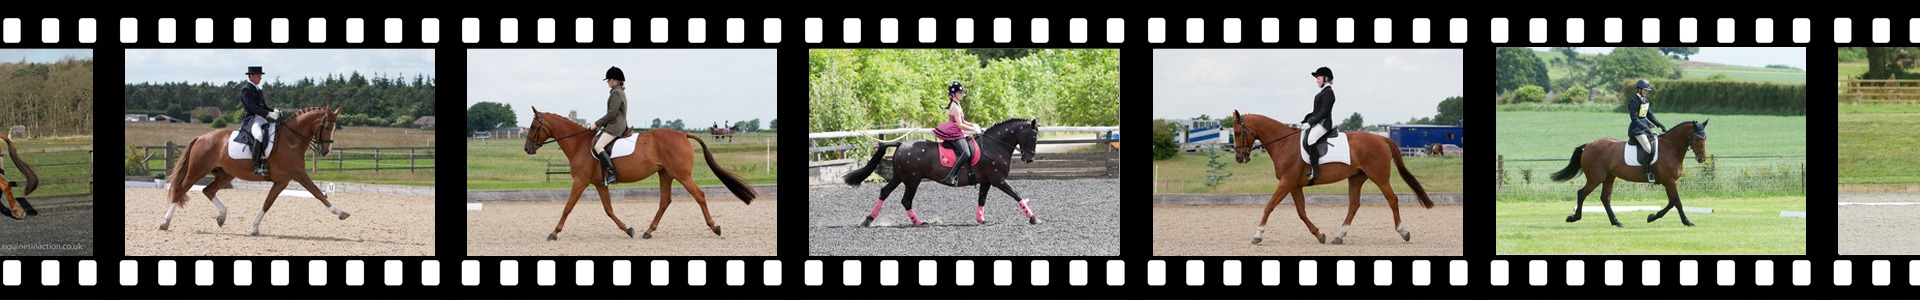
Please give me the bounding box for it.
[1252,237,1263,245]
[1399,229,1412,242]
[1331,235,1346,245]
[1565,215,1580,223]
[642,232,653,239]
[1612,222,1624,228]
[547,234,558,241]
[1683,221,1696,227]
[1316,233,1327,244]
[862,216,873,227]
[1029,217,1039,225]
[159,223,170,231]
[216,216,227,227]
[250,231,261,236]
[627,228,637,238]
[713,226,723,236]
[338,211,352,220]
[1646,214,1657,223]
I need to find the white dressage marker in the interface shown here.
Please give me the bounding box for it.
[1581,206,1713,213]
[467,203,484,211]
[1779,211,1805,218]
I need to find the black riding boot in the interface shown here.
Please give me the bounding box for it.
[944,139,969,185]
[1641,151,1657,183]
[598,151,617,185]
[251,140,269,177]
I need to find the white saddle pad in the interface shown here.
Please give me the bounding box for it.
[603,134,638,159]
[1623,140,1658,167]
[226,120,275,160]
[1299,135,1353,166]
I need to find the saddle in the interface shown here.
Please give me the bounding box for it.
[1623,137,1658,167]
[595,129,641,159]
[227,119,276,160]
[938,138,982,168]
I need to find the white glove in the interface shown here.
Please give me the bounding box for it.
[267,109,281,120]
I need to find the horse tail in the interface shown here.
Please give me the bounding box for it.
[167,138,200,205]
[683,132,758,204]
[1387,136,1434,209]
[842,141,900,186]
[1548,145,1585,182]
[1,137,35,196]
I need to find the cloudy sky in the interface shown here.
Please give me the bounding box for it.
[1526,47,1806,69]
[125,49,435,85]
[1152,49,1463,124]
[0,49,92,63]
[466,49,777,130]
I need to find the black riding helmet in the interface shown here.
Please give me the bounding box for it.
[949,81,966,95]
[605,66,625,81]
[1310,66,1333,81]
[1636,79,1654,91]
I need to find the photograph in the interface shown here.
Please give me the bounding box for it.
[0,49,94,256]
[1838,47,1920,254]
[1150,49,1465,256]
[464,49,778,256]
[808,49,1121,256]
[1494,47,1806,254]
[123,49,437,256]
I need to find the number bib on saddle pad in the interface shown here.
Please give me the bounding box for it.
[1623,139,1657,167]
[600,134,639,159]
[226,121,276,160]
[1299,135,1353,166]
[938,139,982,168]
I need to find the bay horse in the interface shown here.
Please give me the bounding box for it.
[709,125,738,143]
[161,107,346,235]
[0,133,40,220]
[1548,120,1710,227]
[842,118,1040,227]
[525,107,758,240]
[1229,111,1434,245]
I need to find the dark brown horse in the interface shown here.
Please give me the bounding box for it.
[161,107,344,235]
[842,118,1040,227]
[0,133,40,220]
[525,107,758,240]
[709,125,738,142]
[1549,120,1710,227]
[1230,111,1434,244]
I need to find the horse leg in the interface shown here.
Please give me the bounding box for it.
[1664,183,1695,227]
[643,171,672,239]
[901,180,923,227]
[1291,186,1326,244]
[548,181,589,241]
[864,180,902,227]
[975,183,990,224]
[290,175,349,220]
[1331,174,1366,245]
[204,172,235,227]
[161,166,207,230]
[1567,181,1598,223]
[1253,185,1285,244]
[1599,178,1622,227]
[251,181,290,236]
[674,174,722,236]
[595,183,633,238]
[990,179,1036,224]
[0,175,18,220]
[1369,173,1411,242]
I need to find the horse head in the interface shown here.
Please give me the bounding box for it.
[1230,110,1255,163]
[525,107,550,155]
[1689,119,1709,163]
[1019,119,1039,163]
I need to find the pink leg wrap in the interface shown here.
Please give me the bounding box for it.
[1018,199,1035,218]
[976,206,987,224]
[869,199,886,219]
[906,209,921,226]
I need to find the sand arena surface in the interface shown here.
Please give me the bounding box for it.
[466,197,776,256]
[1153,203,1463,256]
[124,188,434,256]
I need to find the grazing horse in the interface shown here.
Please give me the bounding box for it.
[1230,110,1434,244]
[1549,120,1710,227]
[161,107,346,235]
[525,107,758,240]
[842,118,1041,227]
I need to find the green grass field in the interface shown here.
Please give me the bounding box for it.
[1531,50,1805,86]
[127,122,437,186]
[1497,197,1805,254]
[10,136,93,197]
[465,133,779,190]
[1838,104,1920,184]
[1496,111,1805,201]
[1152,149,1462,194]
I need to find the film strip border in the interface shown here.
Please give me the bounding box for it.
[3,258,1914,288]
[10,16,1920,45]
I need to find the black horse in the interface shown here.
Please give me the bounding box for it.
[843,118,1041,227]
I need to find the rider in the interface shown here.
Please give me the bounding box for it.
[935,81,981,185]
[1302,67,1338,183]
[238,66,279,177]
[1628,78,1667,182]
[586,66,628,185]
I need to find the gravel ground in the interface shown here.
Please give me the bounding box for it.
[0,200,93,256]
[1840,193,1920,255]
[809,178,1120,256]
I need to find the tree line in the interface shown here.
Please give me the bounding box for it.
[0,58,93,136]
[125,72,435,128]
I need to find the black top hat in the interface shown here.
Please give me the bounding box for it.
[246,66,265,75]
[1310,67,1333,80]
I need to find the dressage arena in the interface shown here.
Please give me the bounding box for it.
[1154,203,1463,256]
[466,196,777,256]
[809,178,1120,256]
[123,187,434,256]
[1839,193,1920,254]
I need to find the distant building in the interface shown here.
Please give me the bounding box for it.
[125,114,151,122]
[413,116,436,130]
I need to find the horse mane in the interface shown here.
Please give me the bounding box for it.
[986,118,1031,130]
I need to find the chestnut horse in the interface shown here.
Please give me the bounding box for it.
[525,107,758,240]
[1230,110,1434,244]
[0,133,40,220]
[161,107,345,235]
[1548,120,1710,227]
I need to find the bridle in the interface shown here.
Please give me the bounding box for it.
[532,114,595,146]
[977,121,1039,155]
[276,110,337,149]
[1232,116,1300,152]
